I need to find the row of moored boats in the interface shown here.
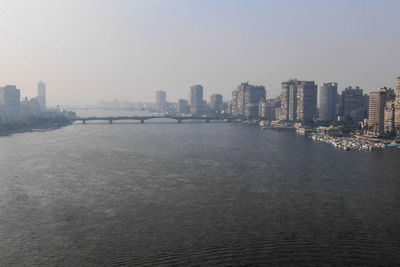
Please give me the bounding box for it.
[309,134,399,151]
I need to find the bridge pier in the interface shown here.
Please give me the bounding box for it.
[109,120,113,124]
[140,120,144,124]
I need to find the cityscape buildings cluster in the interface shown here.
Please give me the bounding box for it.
[0,81,47,121]
[3,74,399,140]
[229,82,266,119]
[276,79,318,121]
[155,85,226,116]
[155,75,400,138]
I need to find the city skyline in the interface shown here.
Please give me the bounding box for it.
[1,0,399,105]
[2,2,400,266]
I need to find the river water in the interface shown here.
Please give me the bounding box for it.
[1,117,400,266]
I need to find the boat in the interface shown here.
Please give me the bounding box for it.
[387,141,399,147]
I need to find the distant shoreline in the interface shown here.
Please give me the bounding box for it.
[0,125,68,137]
[0,116,72,137]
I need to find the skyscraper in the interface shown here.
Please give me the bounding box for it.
[368,87,395,134]
[396,75,400,101]
[259,98,280,121]
[230,82,266,119]
[230,90,238,116]
[37,80,46,110]
[210,94,223,115]
[280,79,298,121]
[296,81,317,121]
[0,85,21,120]
[190,85,203,115]
[363,94,370,119]
[319,82,337,121]
[279,82,290,121]
[384,101,395,133]
[341,87,364,121]
[245,85,266,119]
[279,79,317,122]
[177,99,190,114]
[394,75,400,136]
[155,90,166,112]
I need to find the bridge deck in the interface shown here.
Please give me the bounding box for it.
[73,116,246,123]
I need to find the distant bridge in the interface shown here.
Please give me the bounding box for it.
[72,115,246,124]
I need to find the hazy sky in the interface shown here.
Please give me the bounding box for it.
[1,0,399,105]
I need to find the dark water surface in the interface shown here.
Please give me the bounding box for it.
[1,121,400,266]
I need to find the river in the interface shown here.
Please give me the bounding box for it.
[1,115,400,266]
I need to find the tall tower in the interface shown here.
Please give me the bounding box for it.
[37,81,46,110]
[0,85,20,120]
[341,87,364,121]
[230,90,238,116]
[230,82,265,119]
[368,87,395,134]
[155,90,166,112]
[396,75,400,102]
[394,76,400,136]
[210,94,223,114]
[279,79,316,122]
[296,81,317,121]
[280,79,298,121]
[244,84,266,119]
[319,82,338,121]
[190,85,203,115]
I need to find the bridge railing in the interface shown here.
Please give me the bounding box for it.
[72,115,247,124]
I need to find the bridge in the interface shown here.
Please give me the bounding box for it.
[72,115,246,124]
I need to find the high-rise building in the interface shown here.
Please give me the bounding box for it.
[279,83,289,121]
[221,101,228,115]
[394,76,400,136]
[0,85,21,120]
[245,85,266,119]
[230,82,266,119]
[274,96,283,121]
[336,93,342,119]
[210,94,223,115]
[259,98,280,121]
[37,81,46,110]
[384,101,395,133]
[202,100,208,114]
[319,82,337,121]
[259,100,267,120]
[279,79,317,122]
[296,81,317,121]
[341,87,364,121]
[177,99,190,114]
[236,83,246,116]
[190,85,203,114]
[280,79,298,121]
[230,90,238,116]
[396,75,400,101]
[363,94,370,119]
[155,90,166,112]
[368,87,395,134]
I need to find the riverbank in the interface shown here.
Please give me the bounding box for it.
[257,120,400,151]
[0,116,71,136]
[308,133,399,151]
